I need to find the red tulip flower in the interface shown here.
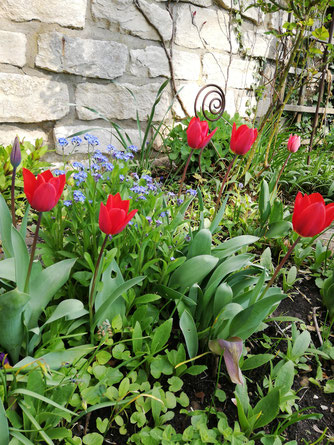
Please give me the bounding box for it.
[292,192,334,237]
[99,193,138,235]
[23,168,66,212]
[230,123,258,155]
[186,117,217,149]
[287,134,301,153]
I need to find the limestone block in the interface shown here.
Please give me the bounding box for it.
[173,49,201,81]
[130,46,169,78]
[92,0,172,41]
[172,82,199,118]
[174,4,238,52]
[181,0,213,6]
[0,125,48,147]
[267,10,289,31]
[225,88,256,117]
[0,31,27,67]
[0,0,87,28]
[242,22,277,59]
[0,73,69,123]
[202,53,258,89]
[76,82,171,122]
[54,124,144,154]
[36,32,128,80]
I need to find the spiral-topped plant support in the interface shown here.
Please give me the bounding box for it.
[194,84,226,122]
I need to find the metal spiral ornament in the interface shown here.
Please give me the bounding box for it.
[194,84,225,122]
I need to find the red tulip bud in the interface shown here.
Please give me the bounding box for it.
[186,117,217,150]
[99,193,138,235]
[230,123,258,155]
[287,134,301,153]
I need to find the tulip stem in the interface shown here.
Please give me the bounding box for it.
[89,234,109,343]
[260,236,301,299]
[24,212,42,293]
[214,155,237,216]
[11,167,17,228]
[272,153,291,198]
[178,149,194,198]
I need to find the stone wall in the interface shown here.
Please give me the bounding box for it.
[0,0,285,158]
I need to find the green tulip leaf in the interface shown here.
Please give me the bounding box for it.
[0,398,9,445]
[213,235,259,259]
[27,258,76,328]
[188,229,212,258]
[265,221,292,238]
[0,288,30,363]
[11,226,29,292]
[0,193,13,258]
[180,310,198,359]
[0,258,15,282]
[170,255,218,291]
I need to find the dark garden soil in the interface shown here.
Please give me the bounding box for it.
[72,275,333,444]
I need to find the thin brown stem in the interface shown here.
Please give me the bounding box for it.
[214,155,237,215]
[178,149,194,198]
[89,234,109,342]
[260,236,301,299]
[11,167,17,228]
[24,212,42,293]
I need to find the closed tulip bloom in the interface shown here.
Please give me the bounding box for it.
[287,134,301,153]
[292,192,334,237]
[10,136,21,168]
[23,168,66,212]
[186,117,217,149]
[99,193,138,235]
[230,123,258,155]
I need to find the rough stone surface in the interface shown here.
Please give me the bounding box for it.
[215,0,264,24]
[76,82,171,122]
[0,31,27,67]
[172,82,199,118]
[0,73,69,123]
[0,125,48,147]
[130,46,169,77]
[174,5,238,52]
[92,0,172,41]
[242,22,277,59]
[173,49,201,81]
[36,32,128,80]
[0,0,87,28]
[54,124,144,154]
[202,53,258,89]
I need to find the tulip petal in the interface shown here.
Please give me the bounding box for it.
[40,170,54,182]
[31,183,57,212]
[198,127,217,149]
[187,117,202,149]
[293,202,326,237]
[99,202,112,235]
[108,208,127,234]
[22,168,37,203]
[325,203,334,229]
[219,337,244,385]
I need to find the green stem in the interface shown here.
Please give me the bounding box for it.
[24,212,42,293]
[214,155,237,216]
[272,153,291,198]
[260,236,301,299]
[89,234,109,343]
[11,167,17,228]
[178,148,194,197]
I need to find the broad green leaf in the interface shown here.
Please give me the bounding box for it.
[228,294,286,339]
[275,360,295,394]
[135,294,161,305]
[0,288,30,363]
[213,235,259,259]
[151,319,172,354]
[0,193,13,257]
[259,179,270,224]
[8,430,35,445]
[188,229,212,258]
[11,226,29,292]
[93,276,145,328]
[213,283,233,316]
[312,26,329,41]
[266,221,292,238]
[14,345,93,370]
[19,204,31,240]
[0,258,15,281]
[291,330,311,360]
[132,321,143,355]
[241,354,274,371]
[27,259,76,328]
[18,401,54,445]
[170,255,218,291]
[253,388,280,428]
[209,196,228,234]
[206,254,252,290]
[0,398,9,445]
[180,310,198,359]
[43,299,85,326]
[151,387,163,425]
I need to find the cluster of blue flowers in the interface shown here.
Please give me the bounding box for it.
[84,134,99,146]
[53,169,66,176]
[73,190,86,203]
[73,170,87,186]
